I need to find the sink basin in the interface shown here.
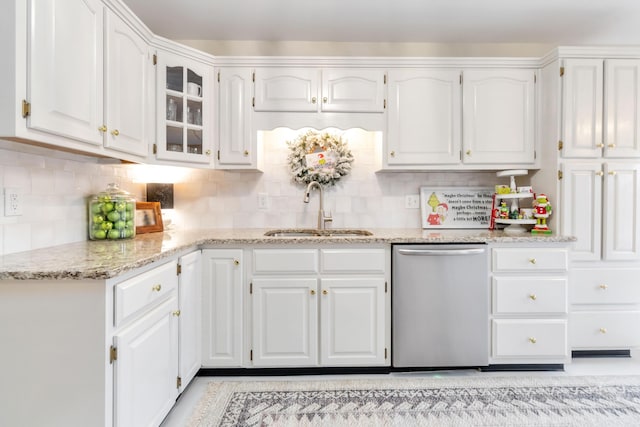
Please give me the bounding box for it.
[264,229,373,237]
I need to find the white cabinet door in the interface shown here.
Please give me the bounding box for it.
[604,59,640,158]
[28,0,104,145]
[320,278,386,366]
[251,277,318,367]
[254,68,319,112]
[201,249,243,367]
[104,11,150,157]
[561,59,604,158]
[321,69,386,112]
[216,68,255,167]
[114,296,179,427]
[603,162,640,261]
[386,69,462,165]
[462,69,535,164]
[156,51,212,164]
[178,251,201,391]
[560,162,603,261]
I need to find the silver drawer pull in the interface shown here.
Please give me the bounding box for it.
[599,284,608,290]
[599,327,607,334]
[152,284,162,292]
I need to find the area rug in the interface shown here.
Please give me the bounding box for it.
[187,375,640,426]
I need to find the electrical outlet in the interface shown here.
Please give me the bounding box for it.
[4,188,22,216]
[257,192,269,209]
[405,194,420,209]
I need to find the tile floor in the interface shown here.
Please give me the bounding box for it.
[160,352,640,426]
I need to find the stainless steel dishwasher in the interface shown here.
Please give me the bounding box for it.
[392,244,489,368]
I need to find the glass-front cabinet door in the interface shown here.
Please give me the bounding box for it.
[156,51,212,164]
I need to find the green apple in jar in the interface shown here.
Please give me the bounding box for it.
[89,184,136,240]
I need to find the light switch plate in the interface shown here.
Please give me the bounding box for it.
[257,192,269,209]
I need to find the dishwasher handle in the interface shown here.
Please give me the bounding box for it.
[397,248,486,256]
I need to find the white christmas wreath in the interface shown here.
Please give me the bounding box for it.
[287,130,354,186]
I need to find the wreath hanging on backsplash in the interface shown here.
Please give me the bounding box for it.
[287,130,354,186]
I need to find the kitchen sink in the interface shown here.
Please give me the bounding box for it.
[264,229,373,237]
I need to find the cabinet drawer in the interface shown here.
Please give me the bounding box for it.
[570,311,640,349]
[114,261,178,327]
[253,249,318,273]
[320,249,386,273]
[492,277,567,315]
[570,269,640,305]
[492,248,568,272]
[492,319,567,358]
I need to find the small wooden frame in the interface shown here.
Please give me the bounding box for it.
[135,202,164,234]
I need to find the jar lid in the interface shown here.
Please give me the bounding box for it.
[96,183,134,200]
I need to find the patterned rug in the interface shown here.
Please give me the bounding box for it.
[187,375,640,426]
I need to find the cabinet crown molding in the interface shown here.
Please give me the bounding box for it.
[212,56,541,68]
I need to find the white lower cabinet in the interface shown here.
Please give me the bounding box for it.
[114,296,179,427]
[492,319,567,358]
[248,247,390,368]
[570,268,640,351]
[489,244,570,365]
[201,249,244,367]
[0,253,203,427]
[112,260,180,427]
[177,250,202,391]
[251,277,319,367]
[320,278,386,365]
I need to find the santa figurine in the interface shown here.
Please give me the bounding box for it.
[532,193,552,234]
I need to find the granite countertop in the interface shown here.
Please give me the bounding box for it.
[0,228,575,281]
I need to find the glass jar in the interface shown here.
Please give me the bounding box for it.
[88,183,136,240]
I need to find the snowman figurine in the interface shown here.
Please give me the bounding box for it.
[532,193,552,233]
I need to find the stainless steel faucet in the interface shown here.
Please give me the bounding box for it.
[304,181,332,230]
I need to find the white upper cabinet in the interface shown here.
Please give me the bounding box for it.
[561,161,640,261]
[462,69,536,165]
[29,0,104,146]
[216,67,255,167]
[253,68,385,113]
[104,10,150,157]
[156,50,213,164]
[254,68,319,112]
[604,60,640,158]
[387,69,462,165]
[562,58,640,158]
[321,69,386,112]
[26,1,151,158]
[384,67,535,168]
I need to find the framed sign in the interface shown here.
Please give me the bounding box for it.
[420,187,494,229]
[135,202,164,234]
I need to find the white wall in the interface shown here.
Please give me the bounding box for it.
[0,140,143,256]
[176,40,554,57]
[0,130,532,255]
[171,128,503,231]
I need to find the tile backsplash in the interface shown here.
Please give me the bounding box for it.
[0,130,503,255]
[171,128,499,232]
[0,140,143,256]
